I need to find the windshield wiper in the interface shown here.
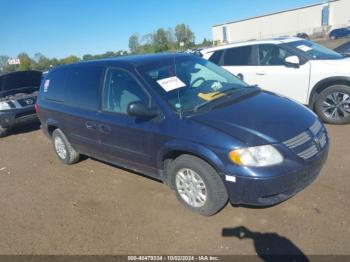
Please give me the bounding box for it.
[211,87,238,98]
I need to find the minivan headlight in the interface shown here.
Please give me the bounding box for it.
[229,145,283,167]
[0,101,11,111]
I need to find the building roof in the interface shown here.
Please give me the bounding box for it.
[213,0,339,28]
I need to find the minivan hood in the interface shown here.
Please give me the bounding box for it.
[191,91,317,146]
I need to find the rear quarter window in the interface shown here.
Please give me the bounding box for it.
[208,50,224,65]
[65,66,103,111]
[223,46,253,66]
[43,68,67,102]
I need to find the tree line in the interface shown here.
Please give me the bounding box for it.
[129,24,213,54]
[0,51,127,73]
[0,24,214,74]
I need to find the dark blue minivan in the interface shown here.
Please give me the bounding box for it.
[329,27,350,40]
[36,53,329,216]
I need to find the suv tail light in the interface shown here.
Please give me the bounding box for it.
[34,103,39,114]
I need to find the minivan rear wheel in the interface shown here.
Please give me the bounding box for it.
[0,126,8,138]
[168,155,228,216]
[315,85,350,124]
[52,129,80,165]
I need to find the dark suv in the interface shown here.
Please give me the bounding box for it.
[0,70,42,137]
[329,27,350,40]
[36,53,329,216]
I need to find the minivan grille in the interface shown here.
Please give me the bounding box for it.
[310,119,322,135]
[297,145,318,159]
[283,119,327,160]
[283,132,311,149]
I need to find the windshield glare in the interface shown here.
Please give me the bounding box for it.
[138,56,247,113]
[287,40,343,60]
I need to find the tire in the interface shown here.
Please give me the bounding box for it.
[52,129,80,165]
[0,126,8,138]
[315,85,350,125]
[330,36,336,40]
[168,155,228,216]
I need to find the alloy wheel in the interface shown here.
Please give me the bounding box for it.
[175,168,207,208]
[322,92,350,120]
[54,136,67,159]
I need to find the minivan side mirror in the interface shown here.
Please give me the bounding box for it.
[284,56,300,68]
[127,101,159,118]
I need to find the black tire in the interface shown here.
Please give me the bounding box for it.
[315,85,350,125]
[0,126,8,138]
[168,155,228,216]
[52,129,80,165]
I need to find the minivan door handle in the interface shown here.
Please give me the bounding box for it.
[256,71,266,76]
[98,124,111,134]
[85,121,97,130]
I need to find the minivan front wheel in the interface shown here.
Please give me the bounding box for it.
[168,155,228,216]
[315,85,350,124]
[52,129,80,165]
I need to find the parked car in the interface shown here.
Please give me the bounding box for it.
[201,37,350,124]
[0,70,42,137]
[296,33,310,40]
[329,27,350,40]
[36,53,328,216]
[334,40,350,57]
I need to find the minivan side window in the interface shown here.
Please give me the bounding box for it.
[102,68,149,114]
[65,66,103,110]
[258,44,293,66]
[223,46,253,66]
[44,68,67,102]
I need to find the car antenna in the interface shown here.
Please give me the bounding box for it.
[174,53,183,119]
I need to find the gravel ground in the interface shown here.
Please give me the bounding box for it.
[0,122,349,256]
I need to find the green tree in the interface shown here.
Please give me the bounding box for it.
[82,54,94,61]
[129,33,140,54]
[34,53,51,71]
[138,44,156,54]
[201,38,213,47]
[0,55,9,72]
[166,27,176,50]
[50,58,60,67]
[60,55,80,65]
[153,28,170,52]
[175,24,195,49]
[18,53,34,71]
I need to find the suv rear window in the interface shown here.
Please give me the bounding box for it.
[223,46,253,66]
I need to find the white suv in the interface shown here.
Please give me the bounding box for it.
[201,37,350,124]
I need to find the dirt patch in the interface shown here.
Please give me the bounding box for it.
[0,124,349,255]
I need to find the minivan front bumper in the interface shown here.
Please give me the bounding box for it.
[224,144,329,206]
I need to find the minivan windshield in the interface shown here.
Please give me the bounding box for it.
[138,56,248,113]
[286,40,343,60]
